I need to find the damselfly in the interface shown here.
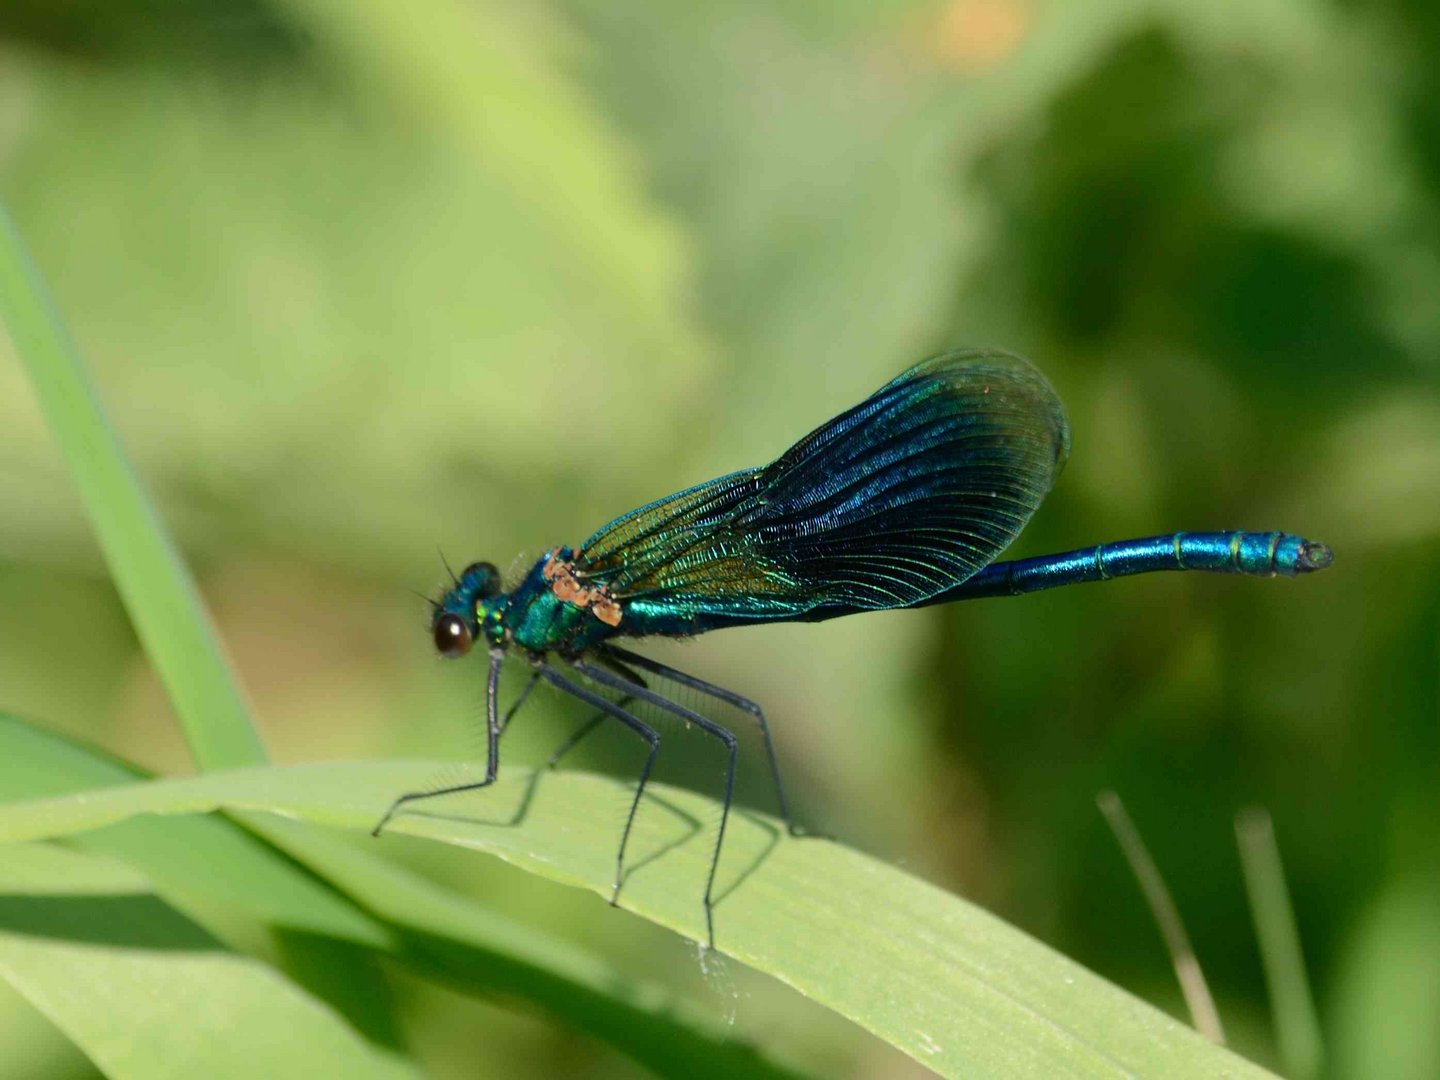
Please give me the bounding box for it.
[374,348,1332,948]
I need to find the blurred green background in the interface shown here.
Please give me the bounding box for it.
[1,0,1437,1077]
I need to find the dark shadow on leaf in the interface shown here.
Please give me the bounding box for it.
[617,790,702,887]
[0,892,220,951]
[382,767,706,894]
[711,810,781,909]
[386,766,544,833]
[271,929,409,1052]
[392,925,813,1080]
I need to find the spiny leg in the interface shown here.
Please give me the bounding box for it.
[538,665,660,909]
[498,668,541,737]
[571,659,737,951]
[545,654,647,769]
[601,644,804,836]
[498,656,642,766]
[372,650,504,836]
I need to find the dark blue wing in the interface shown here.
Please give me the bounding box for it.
[578,348,1070,619]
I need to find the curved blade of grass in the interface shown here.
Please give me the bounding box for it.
[0,761,1281,1080]
[1097,791,1224,1044]
[1236,807,1324,1080]
[0,202,263,771]
[240,816,813,1080]
[0,714,810,1080]
[0,715,386,947]
[0,714,419,1056]
[0,842,418,1079]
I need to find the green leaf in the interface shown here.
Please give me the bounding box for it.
[0,715,388,948]
[0,201,263,771]
[0,842,418,1079]
[0,714,810,1080]
[243,816,813,1080]
[0,760,1280,1079]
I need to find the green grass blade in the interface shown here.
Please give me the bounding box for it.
[0,202,264,771]
[0,714,809,1080]
[0,842,419,1079]
[0,760,1284,1079]
[1097,791,1225,1043]
[0,715,389,948]
[1236,807,1324,1080]
[243,816,812,1080]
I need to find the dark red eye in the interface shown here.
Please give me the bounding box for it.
[433,613,473,658]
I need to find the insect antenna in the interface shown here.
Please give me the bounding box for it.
[438,546,459,587]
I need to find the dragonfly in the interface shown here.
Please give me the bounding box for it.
[373,347,1332,948]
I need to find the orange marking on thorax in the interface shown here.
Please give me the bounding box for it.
[591,596,622,627]
[546,553,624,628]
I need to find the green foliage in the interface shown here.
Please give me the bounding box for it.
[0,715,805,1079]
[0,745,1277,1079]
[0,843,417,1080]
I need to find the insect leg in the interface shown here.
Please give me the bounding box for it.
[539,665,660,909]
[600,645,804,836]
[499,668,541,736]
[372,650,504,836]
[545,654,647,768]
[571,659,736,950]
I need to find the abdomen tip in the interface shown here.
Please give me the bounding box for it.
[1298,540,1334,572]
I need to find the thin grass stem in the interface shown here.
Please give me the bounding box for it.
[0,202,265,771]
[1236,806,1324,1080]
[1097,790,1225,1044]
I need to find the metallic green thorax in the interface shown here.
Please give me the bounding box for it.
[452,548,619,655]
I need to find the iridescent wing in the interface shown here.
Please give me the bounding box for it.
[577,348,1071,620]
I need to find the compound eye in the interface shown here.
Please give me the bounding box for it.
[433,613,473,658]
[460,561,501,598]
